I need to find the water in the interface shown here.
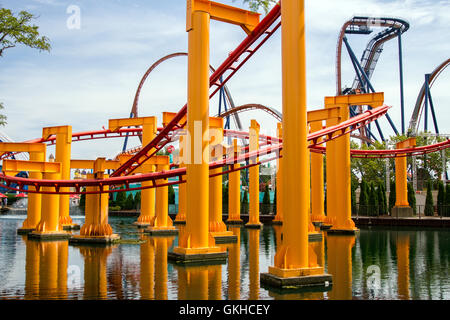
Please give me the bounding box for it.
[0,215,449,300]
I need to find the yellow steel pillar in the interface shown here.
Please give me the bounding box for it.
[226,139,243,224]
[261,0,332,289]
[43,126,78,229]
[392,138,416,217]
[170,2,223,264]
[0,143,46,233]
[325,102,357,234]
[70,162,119,243]
[248,228,260,299]
[147,156,178,236]
[272,123,283,225]
[109,117,158,227]
[246,120,262,228]
[81,246,114,299]
[310,121,325,225]
[209,125,236,243]
[175,133,187,224]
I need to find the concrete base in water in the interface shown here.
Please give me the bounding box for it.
[168,250,227,266]
[260,272,333,290]
[213,234,238,244]
[320,224,332,231]
[326,229,360,235]
[17,228,35,235]
[145,228,179,236]
[312,221,323,227]
[225,219,244,225]
[391,206,414,218]
[28,231,72,241]
[133,222,151,228]
[173,220,186,225]
[308,232,323,242]
[245,223,263,229]
[63,224,80,231]
[69,234,120,245]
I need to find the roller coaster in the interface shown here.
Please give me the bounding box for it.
[0,2,448,197]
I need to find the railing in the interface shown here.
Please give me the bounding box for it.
[353,204,449,219]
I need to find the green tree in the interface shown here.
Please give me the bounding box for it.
[262,184,270,214]
[134,191,141,209]
[351,179,358,215]
[445,184,450,217]
[407,183,417,215]
[222,183,229,205]
[424,180,434,216]
[377,182,387,215]
[368,182,379,216]
[0,8,51,125]
[437,180,445,216]
[115,189,126,209]
[79,189,86,208]
[236,0,277,13]
[359,179,369,215]
[124,193,135,210]
[273,186,277,214]
[168,185,175,204]
[388,180,396,213]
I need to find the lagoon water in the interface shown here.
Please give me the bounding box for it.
[0,215,449,300]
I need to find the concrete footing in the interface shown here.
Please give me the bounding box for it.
[63,224,80,231]
[245,223,263,229]
[391,206,414,218]
[312,221,323,227]
[69,234,120,245]
[168,250,227,266]
[173,220,186,225]
[213,234,238,244]
[320,224,332,231]
[17,228,35,235]
[144,228,179,236]
[308,232,323,242]
[28,231,72,241]
[326,228,360,235]
[260,272,333,290]
[226,219,244,225]
[133,222,151,228]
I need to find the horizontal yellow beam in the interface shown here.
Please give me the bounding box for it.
[307,107,341,123]
[187,0,260,34]
[3,159,60,175]
[42,125,72,142]
[70,159,120,171]
[396,137,416,149]
[0,142,46,154]
[325,92,384,108]
[109,116,157,132]
[163,112,223,129]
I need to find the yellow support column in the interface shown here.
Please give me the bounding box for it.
[146,157,178,236]
[209,124,236,243]
[70,165,120,244]
[0,160,72,240]
[0,142,46,234]
[24,238,40,299]
[169,2,226,265]
[174,133,187,224]
[325,102,357,234]
[154,237,170,300]
[392,138,416,217]
[140,236,155,300]
[109,117,158,227]
[310,121,325,225]
[272,123,283,225]
[227,226,241,300]
[80,246,115,299]
[246,120,262,228]
[43,126,78,230]
[261,0,332,290]
[226,139,243,224]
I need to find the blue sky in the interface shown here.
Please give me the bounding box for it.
[0,0,449,160]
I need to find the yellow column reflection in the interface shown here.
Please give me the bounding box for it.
[327,235,355,300]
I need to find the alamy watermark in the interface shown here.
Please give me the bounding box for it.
[66,5,81,30]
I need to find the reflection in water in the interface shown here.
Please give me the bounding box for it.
[327,235,355,300]
[6,217,450,300]
[248,228,260,300]
[80,245,116,300]
[396,233,410,300]
[24,239,69,299]
[227,226,241,300]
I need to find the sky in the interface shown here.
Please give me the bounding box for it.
[0,0,449,161]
